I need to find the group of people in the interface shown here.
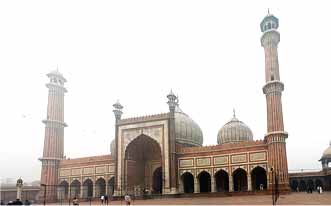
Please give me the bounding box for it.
[0,199,30,205]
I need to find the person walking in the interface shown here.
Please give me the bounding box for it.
[104,195,109,205]
[100,195,105,205]
[124,194,131,206]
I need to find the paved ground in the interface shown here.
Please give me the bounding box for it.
[75,192,331,205]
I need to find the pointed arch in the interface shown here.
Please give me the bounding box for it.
[198,171,211,193]
[58,180,69,200]
[215,169,229,192]
[108,177,115,197]
[70,180,81,198]
[83,179,94,198]
[251,166,267,190]
[95,178,106,197]
[181,172,194,193]
[233,168,247,192]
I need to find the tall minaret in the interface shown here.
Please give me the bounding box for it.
[40,69,67,201]
[260,12,289,190]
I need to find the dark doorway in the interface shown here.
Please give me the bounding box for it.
[233,168,247,192]
[95,178,106,197]
[299,180,306,191]
[182,172,194,193]
[215,170,229,192]
[315,179,323,189]
[251,166,267,190]
[198,171,211,193]
[108,177,115,196]
[291,180,298,191]
[153,167,162,194]
[83,179,93,198]
[70,180,81,198]
[59,180,69,199]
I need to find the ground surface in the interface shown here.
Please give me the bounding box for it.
[73,192,331,205]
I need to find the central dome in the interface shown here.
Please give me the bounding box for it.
[217,113,253,145]
[175,106,203,147]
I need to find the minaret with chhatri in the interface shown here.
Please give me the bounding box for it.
[261,11,290,191]
[39,68,67,201]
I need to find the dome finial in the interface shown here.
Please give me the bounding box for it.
[233,108,236,118]
[268,8,270,15]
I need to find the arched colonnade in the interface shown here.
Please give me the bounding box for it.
[179,166,267,193]
[57,176,115,200]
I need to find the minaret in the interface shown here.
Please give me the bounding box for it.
[113,100,123,196]
[260,12,289,190]
[167,90,178,193]
[39,69,67,201]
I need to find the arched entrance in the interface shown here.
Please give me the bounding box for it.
[251,166,267,191]
[108,177,115,197]
[83,179,93,198]
[125,135,162,195]
[152,167,162,194]
[181,172,194,193]
[95,178,106,197]
[70,180,81,198]
[291,180,299,191]
[58,181,69,200]
[215,170,229,192]
[233,168,247,192]
[307,179,314,190]
[198,171,211,193]
[299,180,306,191]
[315,179,323,188]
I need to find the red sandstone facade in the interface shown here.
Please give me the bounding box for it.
[40,13,290,201]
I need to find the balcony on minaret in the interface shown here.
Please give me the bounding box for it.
[46,70,67,92]
[260,12,279,33]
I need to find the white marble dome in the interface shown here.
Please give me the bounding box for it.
[175,106,203,147]
[217,114,253,145]
[321,141,331,159]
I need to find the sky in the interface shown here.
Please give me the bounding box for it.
[1,0,331,182]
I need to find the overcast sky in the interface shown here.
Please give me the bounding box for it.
[1,0,331,182]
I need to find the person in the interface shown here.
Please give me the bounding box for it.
[259,184,264,191]
[12,199,23,205]
[100,195,105,205]
[104,195,108,205]
[72,197,79,205]
[317,186,320,194]
[124,194,131,206]
[320,186,323,194]
[0,200,4,205]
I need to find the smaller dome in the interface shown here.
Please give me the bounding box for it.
[17,178,23,184]
[321,141,331,159]
[217,112,253,145]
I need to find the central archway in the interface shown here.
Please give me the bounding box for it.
[125,135,162,195]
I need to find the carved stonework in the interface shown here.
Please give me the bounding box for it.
[250,152,267,162]
[196,158,211,166]
[249,164,267,172]
[214,156,228,165]
[83,167,94,175]
[232,165,247,173]
[96,166,107,174]
[197,168,212,176]
[263,81,284,95]
[109,165,115,173]
[179,159,194,168]
[179,169,194,176]
[231,154,247,164]
[60,169,71,177]
[72,168,82,176]
[214,167,229,175]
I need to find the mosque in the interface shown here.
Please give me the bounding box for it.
[39,13,291,201]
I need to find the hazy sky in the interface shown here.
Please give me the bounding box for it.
[1,0,331,182]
